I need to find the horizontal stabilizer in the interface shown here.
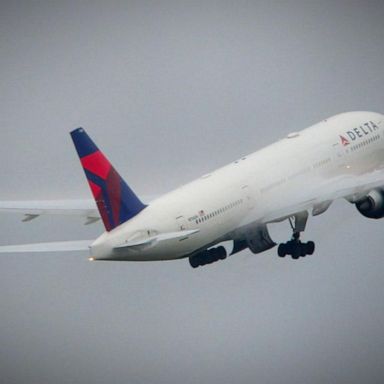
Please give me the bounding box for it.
[0,240,92,254]
[115,229,199,248]
[0,200,99,220]
[0,197,156,224]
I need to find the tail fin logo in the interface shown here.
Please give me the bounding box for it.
[70,128,146,231]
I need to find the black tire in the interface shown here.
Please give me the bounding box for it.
[278,243,286,257]
[205,253,215,264]
[300,243,307,257]
[216,246,227,260]
[285,241,294,255]
[291,246,300,259]
[306,241,315,255]
[189,257,200,268]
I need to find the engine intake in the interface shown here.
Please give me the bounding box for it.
[356,189,384,219]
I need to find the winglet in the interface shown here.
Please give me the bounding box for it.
[70,128,147,231]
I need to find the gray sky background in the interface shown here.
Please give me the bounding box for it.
[1,1,384,383]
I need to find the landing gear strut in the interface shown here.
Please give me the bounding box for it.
[277,212,315,259]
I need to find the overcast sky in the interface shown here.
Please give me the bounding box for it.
[1,1,384,383]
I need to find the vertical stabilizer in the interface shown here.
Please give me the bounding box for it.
[70,128,146,231]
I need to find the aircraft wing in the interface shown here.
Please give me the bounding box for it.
[0,240,92,253]
[257,169,384,225]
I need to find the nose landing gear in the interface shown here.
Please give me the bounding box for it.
[278,212,315,259]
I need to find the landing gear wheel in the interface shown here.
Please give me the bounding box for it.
[216,246,227,260]
[291,246,301,259]
[306,241,315,255]
[189,257,200,268]
[189,246,228,268]
[278,243,287,257]
[278,240,315,259]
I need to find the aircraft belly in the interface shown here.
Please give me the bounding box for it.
[110,233,204,261]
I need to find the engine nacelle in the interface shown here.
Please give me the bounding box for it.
[356,189,384,219]
[245,225,276,254]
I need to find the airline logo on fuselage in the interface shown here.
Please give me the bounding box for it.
[339,135,350,146]
[340,121,379,146]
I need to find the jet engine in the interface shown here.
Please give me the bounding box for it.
[355,189,384,219]
[245,225,276,254]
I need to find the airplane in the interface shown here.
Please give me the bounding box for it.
[0,111,383,268]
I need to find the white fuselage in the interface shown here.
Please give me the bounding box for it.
[90,111,384,261]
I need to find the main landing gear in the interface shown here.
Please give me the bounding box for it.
[278,233,315,259]
[277,212,315,259]
[189,246,227,268]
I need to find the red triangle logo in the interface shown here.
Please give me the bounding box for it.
[340,135,350,146]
